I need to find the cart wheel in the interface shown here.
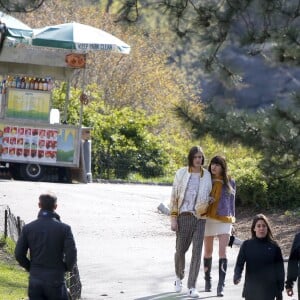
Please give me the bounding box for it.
[20,163,45,181]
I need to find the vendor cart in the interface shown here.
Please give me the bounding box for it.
[0,45,89,182]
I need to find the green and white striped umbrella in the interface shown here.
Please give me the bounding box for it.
[31,22,130,54]
[0,11,32,38]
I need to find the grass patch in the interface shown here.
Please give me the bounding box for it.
[0,236,28,300]
[0,260,28,300]
[127,173,173,184]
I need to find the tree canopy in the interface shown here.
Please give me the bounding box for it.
[18,1,200,179]
[0,0,44,12]
[110,0,300,181]
[11,0,300,205]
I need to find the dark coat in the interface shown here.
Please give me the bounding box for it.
[15,209,77,281]
[286,232,300,288]
[234,237,284,300]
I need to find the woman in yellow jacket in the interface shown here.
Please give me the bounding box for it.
[203,155,236,297]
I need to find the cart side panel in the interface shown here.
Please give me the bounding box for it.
[0,122,80,167]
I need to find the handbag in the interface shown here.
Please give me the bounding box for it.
[228,234,235,247]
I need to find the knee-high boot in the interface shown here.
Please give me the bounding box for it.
[204,257,212,292]
[217,258,227,297]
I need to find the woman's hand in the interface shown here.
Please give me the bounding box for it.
[171,217,178,231]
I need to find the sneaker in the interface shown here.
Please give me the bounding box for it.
[174,278,182,292]
[187,288,200,298]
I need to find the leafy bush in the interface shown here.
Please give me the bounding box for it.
[235,172,268,207]
[268,177,300,208]
[89,105,169,179]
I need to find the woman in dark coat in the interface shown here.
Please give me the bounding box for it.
[233,214,284,300]
[285,232,300,299]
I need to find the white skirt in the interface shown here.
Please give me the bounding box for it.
[204,217,232,236]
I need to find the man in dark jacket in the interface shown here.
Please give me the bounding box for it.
[15,192,77,300]
[286,232,300,299]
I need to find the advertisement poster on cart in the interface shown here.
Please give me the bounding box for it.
[0,124,78,164]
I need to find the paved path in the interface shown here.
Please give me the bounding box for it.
[0,180,294,300]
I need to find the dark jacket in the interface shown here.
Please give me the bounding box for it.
[234,237,284,300]
[286,232,300,289]
[15,209,77,280]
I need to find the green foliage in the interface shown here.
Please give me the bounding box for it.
[200,136,268,207]
[175,95,300,181]
[0,237,28,299]
[53,85,170,179]
[268,178,300,208]
[235,171,268,208]
[0,260,28,300]
[53,82,300,208]
[126,173,174,184]
[90,106,169,179]
[52,84,82,125]
[21,0,203,182]
[18,0,300,209]
[97,0,300,208]
[194,135,300,209]
[114,0,300,78]
[2,237,15,256]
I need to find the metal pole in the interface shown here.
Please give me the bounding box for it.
[63,80,71,123]
[17,216,21,237]
[83,139,92,183]
[79,68,86,128]
[4,209,7,239]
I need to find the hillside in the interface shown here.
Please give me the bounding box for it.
[235,207,300,258]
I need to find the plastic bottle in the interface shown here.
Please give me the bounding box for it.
[25,77,30,89]
[47,77,53,91]
[2,79,6,94]
[16,76,21,89]
[34,78,39,90]
[30,77,35,90]
[11,76,16,88]
[6,75,12,88]
[39,78,44,90]
[43,78,48,91]
[21,77,26,89]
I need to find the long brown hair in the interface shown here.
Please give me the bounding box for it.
[208,155,233,192]
[188,146,205,168]
[251,214,277,244]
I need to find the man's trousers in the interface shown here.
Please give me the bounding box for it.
[175,214,206,289]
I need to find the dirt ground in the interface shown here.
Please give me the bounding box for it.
[235,207,300,257]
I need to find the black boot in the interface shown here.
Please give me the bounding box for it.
[217,258,227,297]
[204,257,212,292]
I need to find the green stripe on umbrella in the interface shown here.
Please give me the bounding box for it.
[31,22,130,54]
[0,11,32,38]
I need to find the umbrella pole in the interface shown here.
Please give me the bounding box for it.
[63,79,71,123]
[79,67,86,127]
[79,99,83,127]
